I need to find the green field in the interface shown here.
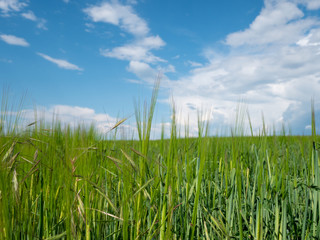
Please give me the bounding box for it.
[1,87,320,239]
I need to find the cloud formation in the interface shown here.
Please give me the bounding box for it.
[0,0,27,14]
[1,1,47,29]
[37,53,83,71]
[17,104,137,138]
[21,10,47,30]
[84,2,149,36]
[167,0,320,135]
[84,1,169,81]
[226,1,316,46]
[0,34,29,46]
[127,61,159,84]
[298,0,320,10]
[100,35,165,63]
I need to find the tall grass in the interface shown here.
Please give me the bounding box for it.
[1,86,320,239]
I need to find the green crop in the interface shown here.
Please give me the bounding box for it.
[1,85,320,239]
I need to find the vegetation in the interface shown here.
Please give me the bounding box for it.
[1,85,320,239]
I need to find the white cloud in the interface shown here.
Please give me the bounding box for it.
[36,18,47,30]
[0,34,29,46]
[11,104,143,139]
[165,0,320,136]
[100,36,166,63]
[138,35,165,48]
[21,10,35,20]
[170,42,320,134]
[52,105,95,118]
[127,61,158,84]
[0,0,27,14]
[126,0,137,5]
[84,2,149,36]
[84,22,95,32]
[21,10,47,30]
[297,0,320,10]
[126,60,173,89]
[63,0,69,3]
[19,105,134,135]
[158,64,175,73]
[187,61,203,67]
[306,0,320,10]
[84,1,172,82]
[297,28,320,47]
[37,53,83,71]
[226,1,316,46]
[0,0,47,29]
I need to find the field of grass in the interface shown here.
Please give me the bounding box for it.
[1,86,320,239]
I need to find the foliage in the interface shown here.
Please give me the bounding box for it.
[1,88,320,239]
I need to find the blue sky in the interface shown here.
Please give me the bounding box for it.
[1,0,320,137]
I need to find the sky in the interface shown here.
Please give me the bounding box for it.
[1,0,320,138]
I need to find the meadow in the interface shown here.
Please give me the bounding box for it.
[1,84,320,239]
